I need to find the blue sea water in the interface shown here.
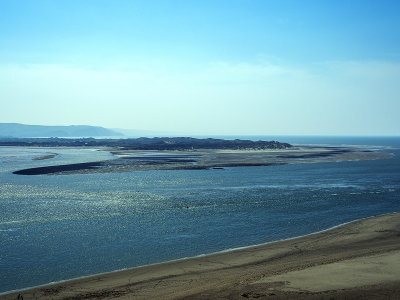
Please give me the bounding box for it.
[0,137,399,293]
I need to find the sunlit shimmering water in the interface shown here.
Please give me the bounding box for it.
[1,137,400,293]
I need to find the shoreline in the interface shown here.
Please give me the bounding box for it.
[0,213,382,296]
[2,212,400,299]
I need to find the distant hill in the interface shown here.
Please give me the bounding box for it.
[0,136,292,150]
[0,123,123,138]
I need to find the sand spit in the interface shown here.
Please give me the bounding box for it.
[13,146,392,175]
[2,212,400,299]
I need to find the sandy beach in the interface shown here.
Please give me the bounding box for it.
[2,212,400,299]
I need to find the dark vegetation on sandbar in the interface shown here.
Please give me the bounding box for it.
[13,162,103,175]
[277,148,354,159]
[0,137,292,150]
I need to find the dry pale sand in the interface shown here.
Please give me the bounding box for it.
[2,212,400,300]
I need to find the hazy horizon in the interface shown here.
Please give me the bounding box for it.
[1,122,400,138]
[1,1,399,136]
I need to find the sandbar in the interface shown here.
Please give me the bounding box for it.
[13,146,392,175]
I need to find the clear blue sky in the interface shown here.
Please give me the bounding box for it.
[1,0,399,135]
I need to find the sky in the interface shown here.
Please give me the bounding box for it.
[0,0,399,136]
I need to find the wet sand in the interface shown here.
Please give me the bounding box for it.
[2,212,400,299]
[13,146,392,175]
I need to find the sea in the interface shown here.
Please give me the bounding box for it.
[0,136,399,294]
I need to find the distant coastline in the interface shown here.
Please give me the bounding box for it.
[0,123,123,138]
[0,136,292,150]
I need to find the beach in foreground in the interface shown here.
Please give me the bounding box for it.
[2,212,400,300]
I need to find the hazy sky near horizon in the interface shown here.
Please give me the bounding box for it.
[1,0,399,136]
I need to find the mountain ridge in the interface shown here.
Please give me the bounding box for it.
[0,123,123,138]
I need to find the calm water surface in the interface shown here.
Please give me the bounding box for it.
[0,137,399,293]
